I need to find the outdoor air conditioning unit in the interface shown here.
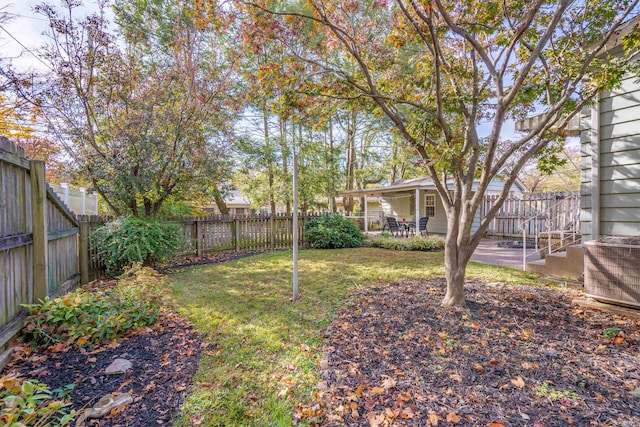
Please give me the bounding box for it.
[584,239,640,309]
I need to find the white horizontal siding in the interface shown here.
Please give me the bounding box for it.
[581,74,640,239]
[581,194,640,209]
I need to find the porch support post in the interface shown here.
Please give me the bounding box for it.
[364,194,369,233]
[415,188,420,223]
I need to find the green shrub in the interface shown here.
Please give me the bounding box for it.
[368,235,445,251]
[92,216,187,276]
[23,265,166,348]
[305,214,363,249]
[1,374,75,426]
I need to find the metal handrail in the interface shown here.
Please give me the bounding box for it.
[517,199,579,270]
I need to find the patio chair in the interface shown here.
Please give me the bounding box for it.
[384,217,403,237]
[418,217,429,236]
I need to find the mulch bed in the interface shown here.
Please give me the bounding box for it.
[6,308,203,426]
[3,250,266,426]
[317,279,640,426]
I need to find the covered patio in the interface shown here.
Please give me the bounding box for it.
[340,177,524,235]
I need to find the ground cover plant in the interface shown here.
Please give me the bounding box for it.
[368,235,445,252]
[23,265,165,348]
[168,248,544,426]
[0,374,75,426]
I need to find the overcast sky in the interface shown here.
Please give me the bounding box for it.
[1,0,103,72]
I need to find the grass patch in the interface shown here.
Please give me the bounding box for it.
[169,248,541,426]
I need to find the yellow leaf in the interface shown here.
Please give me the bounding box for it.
[511,376,525,389]
[427,410,440,425]
[370,386,385,395]
[473,363,484,373]
[356,384,364,397]
[446,412,461,423]
[77,336,88,346]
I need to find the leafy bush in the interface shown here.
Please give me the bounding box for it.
[23,265,166,348]
[92,216,187,276]
[305,214,363,249]
[368,235,445,251]
[1,374,75,426]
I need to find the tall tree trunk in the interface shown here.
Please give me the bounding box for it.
[440,197,480,306]
[214,192,229,215]
[344,111,356,215]
[328,119,336,212]
[263,105,276,215]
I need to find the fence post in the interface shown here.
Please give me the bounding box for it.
[195,218,203,257]
[30,160,48,301]
[269,215,275,249]
[234,218,241,252]
[79,216,89,284]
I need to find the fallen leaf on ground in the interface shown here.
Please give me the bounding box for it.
[366,411,385,427]
[370,386,385,395]
[427,410,440,425]
[450,373,462,383]
[511,376,525,389]
[446,412,461,423]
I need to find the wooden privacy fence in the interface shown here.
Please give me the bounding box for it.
[83,213,329,279]
[1,137,86,366]
[482,192,581,238]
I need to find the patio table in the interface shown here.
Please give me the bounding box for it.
[400,220,416,237]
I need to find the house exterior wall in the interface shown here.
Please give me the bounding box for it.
[581,74,640,239]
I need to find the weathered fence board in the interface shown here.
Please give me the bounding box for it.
[1,139,33,353]
[1,137,82,366]
[482,192,581,238]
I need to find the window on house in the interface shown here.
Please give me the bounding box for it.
[425,194,436,217]
[235,208,245,215]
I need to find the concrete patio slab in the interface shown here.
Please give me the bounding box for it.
[470,238,541,270]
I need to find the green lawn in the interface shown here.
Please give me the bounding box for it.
[169,248,541,426]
